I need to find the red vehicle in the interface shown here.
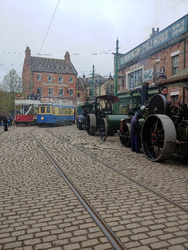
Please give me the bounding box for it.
[15,114,35,125]
[15,100,41,125]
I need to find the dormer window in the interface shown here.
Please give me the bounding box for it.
[48,75,53,82]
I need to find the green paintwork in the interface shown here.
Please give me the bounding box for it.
[106,115,130,130]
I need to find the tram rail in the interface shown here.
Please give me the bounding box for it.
[1,126,187,249]
[31,132,126,250]
[47,130,188,214]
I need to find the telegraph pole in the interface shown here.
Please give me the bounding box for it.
[99,75,101,96]
[114,38,119,114]
[115,38,118,97]
[92,65,94,98]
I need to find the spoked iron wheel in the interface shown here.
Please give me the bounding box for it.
[100,118,108,141]
[141,114,176,162]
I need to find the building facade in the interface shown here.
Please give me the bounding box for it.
[22,47,77,105]
[117,14,188,107]
[95,75,115,97]
[76,77,87,105]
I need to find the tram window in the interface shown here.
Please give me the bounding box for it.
[63,108,67,114]
[41,107,45,113]
[52,107,55,114]
[58,108,61,114]
[46,107,51,113]
[68,108,71,114]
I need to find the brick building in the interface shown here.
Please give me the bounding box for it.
[76,75,115,106]
[117,14,188,106]
[22,47,77,105]
[76,75,106,103]
[76,77,87,105]
[95,75,115,96]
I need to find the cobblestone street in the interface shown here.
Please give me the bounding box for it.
[0,125,188,250]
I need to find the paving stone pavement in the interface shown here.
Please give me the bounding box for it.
[0,125,188,250]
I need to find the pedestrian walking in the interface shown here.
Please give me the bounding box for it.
[130,112,142,153]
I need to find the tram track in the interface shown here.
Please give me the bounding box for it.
[1,126,187,249]
[29,127,188,249]
[30,131,126,250]
[47,129,188,214]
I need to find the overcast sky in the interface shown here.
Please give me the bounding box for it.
[0,0,187,83]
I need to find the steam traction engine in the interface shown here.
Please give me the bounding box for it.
[85,95,129,141]
[141,93,188,161]
[119,83,188,162]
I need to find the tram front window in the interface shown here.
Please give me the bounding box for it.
[41,107,45,113]
[46,107,51,113]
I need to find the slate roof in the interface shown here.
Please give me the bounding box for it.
[27,56,77,75]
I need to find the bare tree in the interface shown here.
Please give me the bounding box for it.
[0,69,22,115]
[1,69,22,92]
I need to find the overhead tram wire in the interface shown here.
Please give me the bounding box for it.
[38,0,61,56]
[3,1,184,78]
[0,1,185,62]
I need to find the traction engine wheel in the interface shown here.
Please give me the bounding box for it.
[141,114,176,162]
[148,94,170,115]
[86,114,96,135]
[100,118,108,141]
[119,123,131,147]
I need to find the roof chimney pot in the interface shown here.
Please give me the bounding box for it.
[64,51,70,61]
[25,46,31,58]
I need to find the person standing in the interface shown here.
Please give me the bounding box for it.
[3,115,8,131]
[130,113,142,153]
[8,114,13,126]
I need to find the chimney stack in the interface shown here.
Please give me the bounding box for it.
[150,28,160,38]
[25,46,31,58]
[64,51,70,61]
